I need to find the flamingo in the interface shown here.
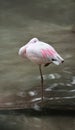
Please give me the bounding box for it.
[19,38,64,103]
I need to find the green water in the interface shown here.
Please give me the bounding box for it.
[0,0,75,130]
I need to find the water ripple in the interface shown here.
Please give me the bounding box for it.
[31,97,41,102]
[28,91,37,96]
[36,73,61,80]
[69,90,75,92]
[33,104,41,111]
[71,76,75,85]
[45,83,58,91]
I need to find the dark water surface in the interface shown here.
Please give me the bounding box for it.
[0,0,75,130]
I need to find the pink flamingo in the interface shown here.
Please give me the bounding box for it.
[19,38,64,103]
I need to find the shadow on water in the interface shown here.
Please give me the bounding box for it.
[0,109,75,130]
[0,108,75,116]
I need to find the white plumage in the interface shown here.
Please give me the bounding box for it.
[19,38,64,65]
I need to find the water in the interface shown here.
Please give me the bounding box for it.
[0,0,75,130]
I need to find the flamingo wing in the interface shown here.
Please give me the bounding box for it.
[25,41,57,64]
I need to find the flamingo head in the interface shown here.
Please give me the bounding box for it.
[28,38,39,44]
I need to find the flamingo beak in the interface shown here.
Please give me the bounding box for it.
[62,60,64,63]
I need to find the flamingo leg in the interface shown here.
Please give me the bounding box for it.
[39,64,44,103]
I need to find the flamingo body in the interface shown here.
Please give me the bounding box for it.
[19,38,64,65]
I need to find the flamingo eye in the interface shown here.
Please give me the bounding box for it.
[34,40,37,43]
